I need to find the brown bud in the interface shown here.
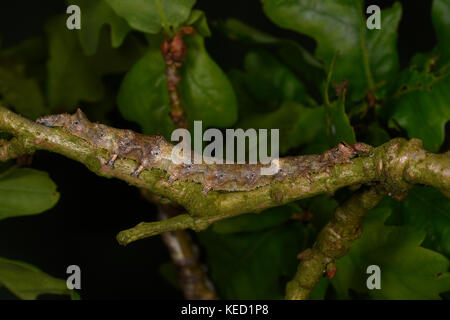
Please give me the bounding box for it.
[326,264,337,279]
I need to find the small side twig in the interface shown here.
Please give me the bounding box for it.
[157,204,217,300]
[0,107,448,242]
[117,203,216,246]
[139,29,217,299]
[161,26,195,129]
[285,187,385,300]
[138,189,217,299]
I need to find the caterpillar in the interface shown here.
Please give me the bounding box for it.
[36,109,370,194]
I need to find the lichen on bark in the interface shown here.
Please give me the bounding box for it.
[0,105,449,299]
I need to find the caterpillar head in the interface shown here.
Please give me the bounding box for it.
[64,108,90,136]
[242,167,259,187]
[36,108,91,137]
[337,141,358,158]
[322,141,357,164]
[36,114,67,127]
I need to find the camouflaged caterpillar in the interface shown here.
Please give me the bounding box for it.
[36,109,372,194]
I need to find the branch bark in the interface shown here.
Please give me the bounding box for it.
[0,137,34,161]
[161,26,195,129]
[0,105,449,242]
[285,187,385,300]
[1,105,449,299]
[157,204,217,300]
[140,189,217,300]
[151,28,218,299]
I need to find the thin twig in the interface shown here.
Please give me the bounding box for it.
[161,26,195,129]
[143,29,217,299]
[157,204,217,300]
[0,106,448,241]
[139,189,217,299]
[286,187,385,299]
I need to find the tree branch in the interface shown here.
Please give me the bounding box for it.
[117,212,214,245]
[283,139,449,299]
[285,187,385,300]
[1,105,449,300]
[0,106,449,243]
[157,205,217,300]
[161,26,195,129]
[0,137,34,161]
[146,29,218,299]
[140,190,217,300]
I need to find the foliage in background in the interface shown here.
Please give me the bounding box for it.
[0,0,449,299]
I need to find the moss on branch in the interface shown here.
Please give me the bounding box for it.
[0,137,34,161]
[0,106,449,229]
[0,106,449,299]
[285,187,385,300]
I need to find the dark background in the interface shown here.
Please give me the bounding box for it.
[0,0,438,299]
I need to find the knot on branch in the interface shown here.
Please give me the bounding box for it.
[377,138,425,196]
[0,137,35,161]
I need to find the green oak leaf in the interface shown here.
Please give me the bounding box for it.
[106,0,196,34]
[116,41,174,138]
[221,18,281,44]
[228,69,260,115]
[185,10,211,37]
[432,0,450,63]
[0,167,59,221]
[117,34,237,135]
[325,92,356,146]
[0,63,47,119]
[0,37,46,65]
[219,19,322,71]
[238,101,325,154]
[46,15,143,112]
[0,257,73,300]
[220,18,324,90]
[261,0,402,100]
[385,186,450,259]
[68,0,131,55]
[237,98,354,154]
[88,32,145,76]
[228,50,327,153]
[0,37,49,118]
[179,34,238,128]
[232,50,311,113]
[387,60,450,152]
[198,221,312,299]
[46,16,103,109]
[361,123,391,147]
[228,47,354,153]
[384,0,450,152]
[332,207,450,299]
